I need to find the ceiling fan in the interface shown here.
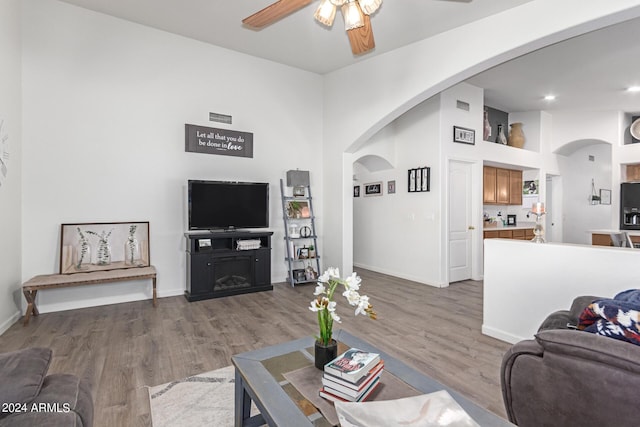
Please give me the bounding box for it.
[242,0,472,56]
[242,0,380,55]
[242,0,473,55]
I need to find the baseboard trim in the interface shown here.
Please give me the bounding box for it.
[481,324,525,344]
[0,310,21,336]
[353,263,448,288]
[157,288,185,298]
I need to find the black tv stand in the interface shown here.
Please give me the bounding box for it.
[184,230,273,302]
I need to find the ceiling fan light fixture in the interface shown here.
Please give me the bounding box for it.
[314,0,337,26]
[342,0,365,31]
[356,0,382,15]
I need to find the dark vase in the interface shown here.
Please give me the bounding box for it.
[314,339,338,370]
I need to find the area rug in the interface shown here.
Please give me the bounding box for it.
[148,365,257,427]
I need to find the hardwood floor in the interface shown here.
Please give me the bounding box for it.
[0,269,512,426]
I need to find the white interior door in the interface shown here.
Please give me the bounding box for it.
[449,160,472,282]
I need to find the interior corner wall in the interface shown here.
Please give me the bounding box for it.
[20,0,323,313]
[0,0,23,333]
[353,95,443,285]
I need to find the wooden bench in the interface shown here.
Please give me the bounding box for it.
[22,265,157,326]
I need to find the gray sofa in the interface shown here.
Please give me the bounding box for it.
[501,295,640,427]
[0,347,93,427]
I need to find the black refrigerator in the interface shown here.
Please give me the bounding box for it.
[620,182,640,229]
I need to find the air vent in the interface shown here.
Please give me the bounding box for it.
[456,100,470,111]
[209,112,232,124]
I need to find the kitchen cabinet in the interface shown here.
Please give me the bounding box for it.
[484,228,534,240]
[483,167,497,203]
[509,170,523,205]
[483,166,523,205]
[626,164,640,182]
[496,168,510,204]
[591,232,640,247]
[592,233,612,246]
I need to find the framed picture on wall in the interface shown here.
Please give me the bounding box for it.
[420,167,430,191]
[354,185,360,197]
[364,182,382,196]
[523,180,538,195]
[453,126,475,145]
[387,180,396,194]
[408,167,430,192]
[408,169,416,192]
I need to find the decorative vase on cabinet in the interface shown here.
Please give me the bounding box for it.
[483,111,491,141]
[508,122,525,148]
[496,124,507,145]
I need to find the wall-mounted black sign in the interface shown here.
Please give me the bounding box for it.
[185,124,253,158]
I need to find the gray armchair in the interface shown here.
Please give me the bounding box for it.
[501,296,640,427]
[0,347,93,427]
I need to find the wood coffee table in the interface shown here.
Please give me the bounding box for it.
[232,329,512,427]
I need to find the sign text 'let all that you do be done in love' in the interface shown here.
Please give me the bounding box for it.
[185,124,253,158]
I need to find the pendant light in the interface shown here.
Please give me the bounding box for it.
[342,0,365,30]
[314,0,337,26]
[357,0,382,15]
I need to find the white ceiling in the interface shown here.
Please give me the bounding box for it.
[56,0,640,113]
[57,0,531,74]
[468,15,640,114]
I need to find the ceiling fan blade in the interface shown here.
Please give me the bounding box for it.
[347,15,375,55]
[242,0,312,29]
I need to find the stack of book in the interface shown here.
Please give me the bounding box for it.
[319,348,384,403]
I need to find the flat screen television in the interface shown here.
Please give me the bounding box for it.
[188,180,269,230]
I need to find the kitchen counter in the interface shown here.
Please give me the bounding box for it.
[590,229,640,236]
[484,222,536,230]
[590,230,640,247]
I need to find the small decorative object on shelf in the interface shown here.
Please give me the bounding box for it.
[309,268,377,369]
[483,110,492,141]
[75,228,91,271]
[496,124,507,145]
[529,202,546,243]
[87,229,113,265]
[508,122,525,148]
[293,186,306,197]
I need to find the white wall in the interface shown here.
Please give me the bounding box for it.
[0,0,23,333]
[353,95,444,285]
[560,143,613,244]
[20,0,323,313]
[483,238,640,343]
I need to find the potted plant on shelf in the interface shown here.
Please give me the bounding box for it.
[287,201,302,218]
[309,268,377,369]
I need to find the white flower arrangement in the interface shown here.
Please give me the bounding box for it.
[309,268,376,346]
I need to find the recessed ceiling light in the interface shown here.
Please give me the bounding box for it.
[627,86,640,92]
[544,95,556,101]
